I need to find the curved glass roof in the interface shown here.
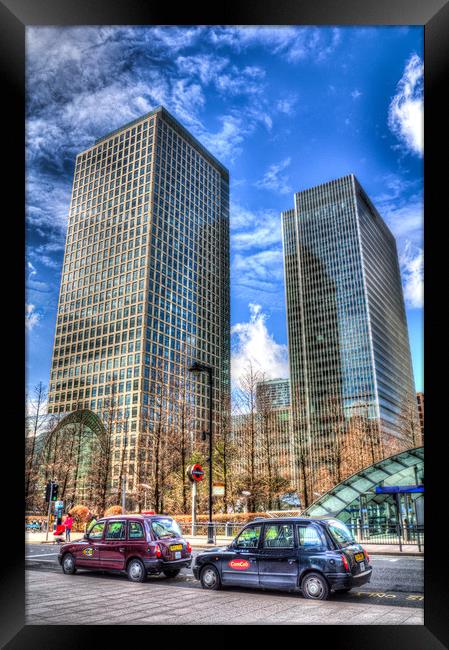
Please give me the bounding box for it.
[304,446,424,520]
[46,409,108,452]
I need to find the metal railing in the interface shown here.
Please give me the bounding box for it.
[180,522,243,541]
[347,522,424,551]
[181,520,424,551]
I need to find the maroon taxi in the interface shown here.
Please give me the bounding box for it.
[58,514,192,582]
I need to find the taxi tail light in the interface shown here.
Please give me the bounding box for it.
[341,553,350,572]
[186,542,192,554]
[361,547,370,563]
[155,543,162,558]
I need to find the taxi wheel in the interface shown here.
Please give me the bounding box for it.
[301,572,330,600]
[200,565,221,590]
[127,558,146,583]
[62,553,77,575]
[163,568,181,578]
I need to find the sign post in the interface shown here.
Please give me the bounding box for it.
[187,464,205,537]
[121,475,126,514]
[191,481,197,536]
[45,481,54,542]
[212,482,225,496]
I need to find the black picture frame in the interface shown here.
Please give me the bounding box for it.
[3,0,447,647]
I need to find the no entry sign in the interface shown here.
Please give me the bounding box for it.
[187,463,205,482]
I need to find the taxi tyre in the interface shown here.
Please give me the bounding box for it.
[163,568,181,578]
[301,572,330,600]
[200,564,221,590]
[126,558,146,583]
[61,553,77,575]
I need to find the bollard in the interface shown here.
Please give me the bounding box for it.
[397,524,402,552]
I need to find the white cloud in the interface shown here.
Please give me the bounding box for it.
[400,242,423,309]
[388,53,423,156]
[231,303,289,387]
[176,54,229,84]
[199,114,248,163]
[381,199,423,245]
[230,203,282,249]
[25,304,40,331]
[351,89,362,99]
[27,262,37,277]
[276,96,297,115]
[208,26,341,64]
[255,157,292,195]
[232,249,285,308]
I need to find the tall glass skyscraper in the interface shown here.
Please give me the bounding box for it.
[47,106,230,498]
[282,175,418,506]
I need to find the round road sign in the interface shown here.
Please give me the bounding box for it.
[187,463,205,482]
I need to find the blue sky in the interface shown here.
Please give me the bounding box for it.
[25,26,423,395]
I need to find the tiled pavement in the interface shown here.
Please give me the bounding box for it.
[25,570,423,625]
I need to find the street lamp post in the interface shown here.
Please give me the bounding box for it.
[188,361,214,544]
[139,483,151,511]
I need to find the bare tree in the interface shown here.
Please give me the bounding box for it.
[233,361,264,512]
[396,399,422,449]
[98,382,118,513]
[25,382,49,508]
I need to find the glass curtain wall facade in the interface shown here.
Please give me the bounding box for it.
[47,106,230,501]
[255,378,291,409]
[282,175,418,507]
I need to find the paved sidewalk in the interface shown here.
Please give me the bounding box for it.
[25,531,84,545]
[25,531,423,556]
[25,569,423,625]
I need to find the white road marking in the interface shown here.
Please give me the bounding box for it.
[26,553,59,558]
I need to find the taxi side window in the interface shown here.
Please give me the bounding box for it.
[88,522,105,539]
[298,524,324,550]
[128,521,145,539]
[235,525,261,549]
[263,524,295,548]
[105,521,126,540]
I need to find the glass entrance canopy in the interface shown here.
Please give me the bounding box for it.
[304,446,424,528]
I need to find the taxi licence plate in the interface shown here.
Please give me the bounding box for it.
[170,544,182,551]
[355,552,364,561]
[175,551,181,559]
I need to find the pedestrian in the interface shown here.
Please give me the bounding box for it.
[64,513,74,542]
[86,512,97,534]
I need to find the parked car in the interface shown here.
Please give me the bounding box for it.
[192,517,372,600]
[58,514,192,582]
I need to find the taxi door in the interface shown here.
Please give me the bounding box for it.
[297,523,328,578]
[74,520,105,568]
[258,522,299,589]
[221,524,262,587]
[98,520,127,570]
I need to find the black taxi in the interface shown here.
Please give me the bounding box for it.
[192,517,372,600]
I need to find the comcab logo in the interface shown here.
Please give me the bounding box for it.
[228,559,250,570]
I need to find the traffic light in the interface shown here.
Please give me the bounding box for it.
[45,481,52,502]
[44,481,59,502]
[52,483,59,501]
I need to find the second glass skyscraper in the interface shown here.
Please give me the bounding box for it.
[282,175,418,506]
